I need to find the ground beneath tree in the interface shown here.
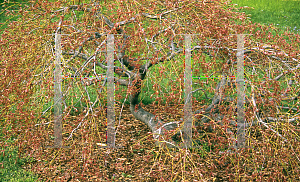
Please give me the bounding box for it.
[16,101,299,181]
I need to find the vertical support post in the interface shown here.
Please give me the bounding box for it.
[106,34,116,148]
[183,34,193,149]
[54,32,63,147]
[46,32,69,149]
[236,34,246,149]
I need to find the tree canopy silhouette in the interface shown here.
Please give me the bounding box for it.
[1,0,299,180]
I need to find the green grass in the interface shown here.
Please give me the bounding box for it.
[0,125,42,182]
[229,0,300,35]
[0,0,29,35]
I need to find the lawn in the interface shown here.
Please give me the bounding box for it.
[230,0,300,35]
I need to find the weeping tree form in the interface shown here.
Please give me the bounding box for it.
[12,0,299,151]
